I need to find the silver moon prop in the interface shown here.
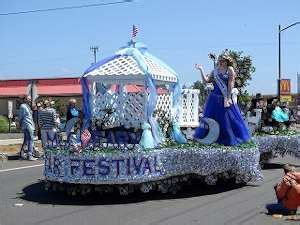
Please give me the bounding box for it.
[195,117,220,145]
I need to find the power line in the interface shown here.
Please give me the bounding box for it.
[0,0,133,16]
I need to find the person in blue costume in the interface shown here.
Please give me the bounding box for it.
[194,52,250,146]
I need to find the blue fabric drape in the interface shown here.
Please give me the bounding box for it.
[169,81,187,144]
[116,46,162,147]
[80,77,91,122]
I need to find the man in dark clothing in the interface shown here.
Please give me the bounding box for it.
[66,98,79,122]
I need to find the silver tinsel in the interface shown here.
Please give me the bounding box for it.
[44,145,262,185]
[255,134,300,160]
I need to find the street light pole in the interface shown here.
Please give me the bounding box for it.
[278,22,300,99]
[278,25,281,99]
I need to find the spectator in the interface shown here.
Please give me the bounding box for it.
[68,111,91,152]
[38,99,58,147]
[32,101,43,140]
[19,96,37,161]
[296,106,300,124]
[266,166,300,215]
[50,100,61,127]
[66,98,79,122]
[272,101,289,128]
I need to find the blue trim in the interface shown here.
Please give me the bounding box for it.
[81,77,91,121]
[83,54,121,75]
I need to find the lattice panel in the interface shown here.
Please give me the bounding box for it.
[155,93,172,120]
[179,89,200,127]
[88,56,143,77]
[92,92,124,128]
[122,92,146,128]
[91,88,199,129]
[92,91,146,129]
[144,56,178,82]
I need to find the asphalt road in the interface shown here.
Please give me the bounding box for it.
[0,157,299,225]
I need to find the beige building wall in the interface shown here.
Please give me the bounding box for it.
[0,98,19,117]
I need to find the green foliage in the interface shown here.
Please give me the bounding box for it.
[228,50,256,91]
[0,115,9,133]
[253,128,299,136]
[191,80,208,106]
[153,109,172,137]
[53,98,67,117]
[159,139,257,151]
[237,89,252,109]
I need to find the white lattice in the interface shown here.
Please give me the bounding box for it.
[122,93,146,127]
[92,91,146,128]
[88,56,143,77]
[144,57,177,82]
[92,92,123,127]
[155,93,172,120]
[91,88,199,128]
[179,89,200,127]
[85,55,178,83]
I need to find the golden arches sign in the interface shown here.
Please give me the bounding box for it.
[280,79,291,95]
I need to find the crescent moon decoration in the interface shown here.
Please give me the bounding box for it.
[195,117,220,145]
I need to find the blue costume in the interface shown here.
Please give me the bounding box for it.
[194,69,250,146]
[272,106,289,123]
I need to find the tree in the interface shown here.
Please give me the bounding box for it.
[191,80,208,106]
[228,50,256,91]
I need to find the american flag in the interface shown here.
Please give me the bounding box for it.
[81,129,91,148]
[132,25,138,39]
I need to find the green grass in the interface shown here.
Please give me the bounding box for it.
[0,116,9,133]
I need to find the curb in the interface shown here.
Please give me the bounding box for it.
[0,151,44,161]
[0,153,20,161]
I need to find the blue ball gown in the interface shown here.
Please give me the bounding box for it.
[194,69,251,146]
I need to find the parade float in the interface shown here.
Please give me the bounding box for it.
[246,108,300,164]
[43,40,265,196]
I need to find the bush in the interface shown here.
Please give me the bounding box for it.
[0,115,9,133]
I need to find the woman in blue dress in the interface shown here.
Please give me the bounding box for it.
[194,53,250,146]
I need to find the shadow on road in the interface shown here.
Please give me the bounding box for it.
[262,162,300,170]
[20,179,245,206]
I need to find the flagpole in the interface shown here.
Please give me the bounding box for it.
[131,24,138,48]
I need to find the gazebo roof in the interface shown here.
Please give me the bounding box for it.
[83,42,178,83]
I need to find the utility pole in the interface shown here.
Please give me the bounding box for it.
[90,46,99,64]
[278,22,300,99]
[278,25,281,99]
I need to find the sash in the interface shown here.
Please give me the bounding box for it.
[213,69,229,99]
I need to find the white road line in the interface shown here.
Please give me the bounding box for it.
[0,164,44,173]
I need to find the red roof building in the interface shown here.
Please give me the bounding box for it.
[0,78,82,97]
[0,80,29,97]
[36,78,81,96]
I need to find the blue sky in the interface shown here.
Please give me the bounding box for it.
[0,0,299,94]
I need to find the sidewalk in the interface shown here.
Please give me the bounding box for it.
[0,136,42,160]
[0,139,23,145]
[0,133,23,140]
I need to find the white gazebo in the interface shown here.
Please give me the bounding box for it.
[81,41,199,147]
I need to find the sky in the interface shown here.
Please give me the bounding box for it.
[0,0,299,95]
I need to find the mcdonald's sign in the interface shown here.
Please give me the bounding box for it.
[280,79,291,95]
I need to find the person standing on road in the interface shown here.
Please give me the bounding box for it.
[19,95,37,161]
[38,99,58,147]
